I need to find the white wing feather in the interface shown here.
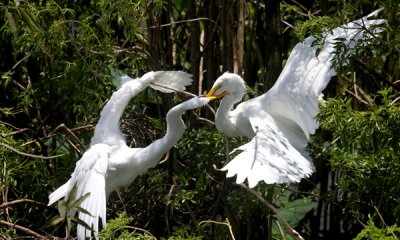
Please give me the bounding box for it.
[265,8,386,139]
[222,116,314,188]
[149,71,193,93]
[49,144,110,240]
[221,9,385,187]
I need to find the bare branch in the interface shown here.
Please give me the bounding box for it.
[144,17,217,29]
[0,142,64,160]
[345,89,372,106]
[199,219,236,240]
[0,220,46,239]
[237,183,304,240]
[0,199,47,209]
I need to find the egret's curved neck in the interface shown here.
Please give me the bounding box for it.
[215,95,240,137]
[92,81,144,145]
[136,103,187,169]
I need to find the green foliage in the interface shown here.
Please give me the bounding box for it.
[99,212,156,240]
[0,0,399,239]
[318,88,400,225]
[275,190,317,227]
[44,186,94,236]
[354,217,400,240]
[0,124,53,237]
[294,16,338,41]
[161,225,204,240]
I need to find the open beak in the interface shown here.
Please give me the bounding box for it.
[195,83,228,115]
[204,83,229,100]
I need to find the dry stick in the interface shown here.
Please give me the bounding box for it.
[345,89,372,106]
[144,17,217,29]
[0,220,46,239]
[275,220,287,240]
[46,123,86,152]
[288,0,308,13]
[0,199,47,209]
[199,219,236,240]
[0,143,64,160]
[237,183,304,240]
[158,150,170,164]
[149,82,217,115]
[21,124,94,148]
[374,206,398,239]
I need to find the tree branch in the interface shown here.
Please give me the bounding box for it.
[0,143,64,160]
[0,220,46,239]
[144,17,217,29]
[237,183,304,240]
[0,199,47,209]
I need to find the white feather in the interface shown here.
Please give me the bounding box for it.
[209,9,385,187]
[48,70,209,240]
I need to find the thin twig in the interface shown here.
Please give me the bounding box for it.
[149,82,217,115]
[288,0,308,13]
[0,199,47,209]
[237,183,304,240]
[390,96,400,106]
[373,206,398,238]
[22,124,94,149]
[345,89,372,106]
[0,120,25,130]
[275,220,287,240]
[144,17,217,29]
[1,128,31,137]
[0,220,46,239]
[199,219,236,240]
[0,143,64,159]
[282,20,295,29]
[197,117,216,125]
[158,150,170,164]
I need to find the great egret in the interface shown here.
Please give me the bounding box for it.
[206,9,386,188]
[48,71,214,239]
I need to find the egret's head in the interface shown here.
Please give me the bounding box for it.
[206,72,246,102]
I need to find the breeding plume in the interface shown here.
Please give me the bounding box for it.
[206,9,386,188]
[48,71,213,239]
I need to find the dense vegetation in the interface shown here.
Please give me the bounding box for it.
[1,0,399,239]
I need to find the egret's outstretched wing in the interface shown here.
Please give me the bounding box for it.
[264,8,386,138]
[149,71,193,93]
[49,143,110,240]
[222,116,314,188]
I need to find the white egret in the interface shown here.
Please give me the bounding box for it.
[48,71,214,239]
[206,9,386,188]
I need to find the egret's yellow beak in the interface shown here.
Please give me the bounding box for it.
[194,83,228,114]
[205,83,229,100]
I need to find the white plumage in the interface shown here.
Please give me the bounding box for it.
[207,9,386,188]
[48,71,212,239]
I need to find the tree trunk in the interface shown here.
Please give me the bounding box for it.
[189,0,200,94]
[204,0,219,91]
[222,0,234,72]
[235,0,245,75]
[263,0,282,91]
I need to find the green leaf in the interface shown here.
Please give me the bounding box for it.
[18,8,43,33]
[71,192,91,209]
[71,216,95,231]
[43,215,65,229]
